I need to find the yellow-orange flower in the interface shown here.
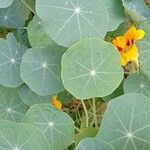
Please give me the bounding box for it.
[52,96,62,110]
[113,26,145,66]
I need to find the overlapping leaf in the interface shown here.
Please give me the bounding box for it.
[20,45,66,96]
[14,27,30,47]
[122,0,150,21]
[22,103,75,150]
[0,33,27,87]
[0,85,29,122]
[27,15,55,47]
[124,72,150,98]
[104,0,125,31]
[138,41,150,79]
[36,0,125,47]
[61,38,124,99]
[0,0,30,28]
[0,120,50,150]
[18,84,51,106]
[97,93,150,150]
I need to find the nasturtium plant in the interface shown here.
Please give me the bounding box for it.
[122,0,150,21]
[124,71,150,98]
[20,45,66,96]
[0,0,150,149]
[36,0,125,47]
[27,15,55,47]
[62,38,124,99]
[0,85,29,122]
[0,120,50,150]
[0,33,27,87]
[0,0,30,29]
[138,41,150,78]
[96,93,150,150]
[18,84,51,106]
[22,103,75,150]
[14,27,30,47]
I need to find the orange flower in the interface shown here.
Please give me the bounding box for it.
[52,96,62,110]
[113,26,145,66]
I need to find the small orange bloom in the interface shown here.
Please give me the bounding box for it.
[52,96,62,110]
[113,26,145,66]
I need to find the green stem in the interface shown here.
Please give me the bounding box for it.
[76,103,83,127]
[81,100,89,128]
[75,126,80,132]
[93,97,98,128]
[21,0,36,14]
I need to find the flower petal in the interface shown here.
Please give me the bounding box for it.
[121,45,139,66]
[123,26,137,41]
[136,29,145,40]
[52,96,62,110]
[113,36,126,51]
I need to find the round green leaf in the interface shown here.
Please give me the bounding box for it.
[61,38,124,99]
[22,103,75,150]
[0,33,27,87]
[124,72,150,98]
[0,120,50,150]
[0,0,13,8]
[0,85,29,123]
[20,45,66,96]
[122,0,150,21]
[97,93,150,150]
[75,138,114,150]
[138,40,150,78]
[18,84,51,106]
[27,15,55,47]
[36,0,124,47]
[0,0,30,28]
